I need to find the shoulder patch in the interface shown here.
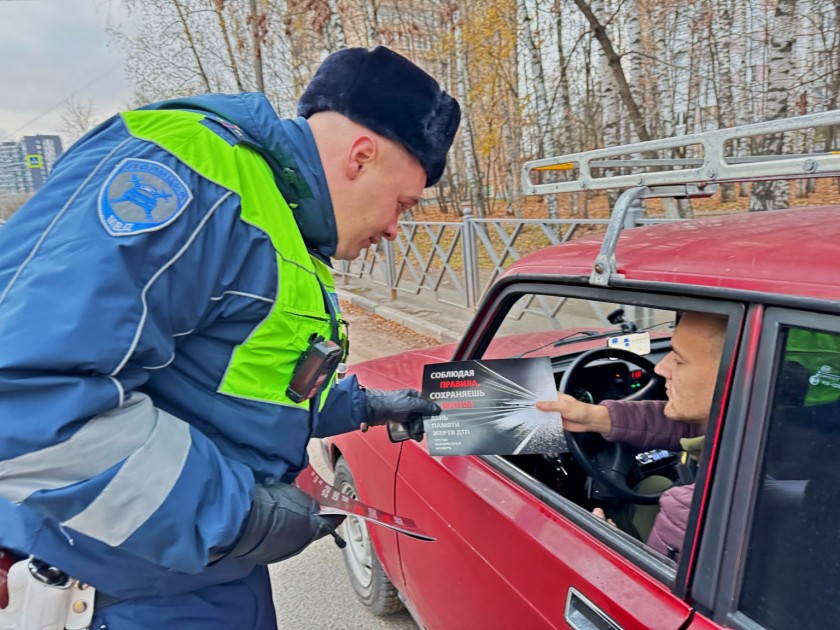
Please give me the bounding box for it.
[98,158,192,236]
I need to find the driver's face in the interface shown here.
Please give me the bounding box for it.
[654,313,726,424]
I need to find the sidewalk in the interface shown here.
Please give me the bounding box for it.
[335,274,474,344]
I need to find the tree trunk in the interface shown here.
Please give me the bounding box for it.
[214,0,244,91]
[555,0,579,215]
[325,0,347,51]
[729,0,752,197]
[454,5,486,217]
[172,0,212,92]
[749,0,797,211]
[502,85,522,217]
[590,0,621,208]
[360,0,379,46]
[519,0,558,219]
[652,2,674,139]
[626,1,643,143]
[248,0,266,92]
[706,0,736,202]
[572,0,651,143]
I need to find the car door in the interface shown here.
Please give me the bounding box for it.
[396,444,693,629]
[394,283,743,629]
[688,308,840,629]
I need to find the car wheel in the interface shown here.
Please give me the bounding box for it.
[333,457,405,616]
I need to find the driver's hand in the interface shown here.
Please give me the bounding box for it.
[535,394,612,436]
[592,507,617,527]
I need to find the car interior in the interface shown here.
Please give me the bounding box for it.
[478,293,709,556]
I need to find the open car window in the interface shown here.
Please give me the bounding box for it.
[470,287,740,585]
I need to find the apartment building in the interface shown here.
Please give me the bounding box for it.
[0,134,63,194]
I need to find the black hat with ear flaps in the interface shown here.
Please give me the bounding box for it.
[297,46,461,187]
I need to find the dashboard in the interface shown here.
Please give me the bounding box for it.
[562,359,653,404]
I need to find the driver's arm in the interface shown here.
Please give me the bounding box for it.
[536,395,701,451]
[536,393,612,434]
[603,399,702,452]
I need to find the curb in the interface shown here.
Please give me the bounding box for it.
[336,289,462,344]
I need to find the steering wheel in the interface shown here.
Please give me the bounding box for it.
[559,347,665,505]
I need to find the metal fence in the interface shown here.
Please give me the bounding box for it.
[334,207,677,310]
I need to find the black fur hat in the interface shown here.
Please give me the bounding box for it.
[298,46,461,187]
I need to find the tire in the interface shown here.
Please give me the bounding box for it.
[333,457,405,616]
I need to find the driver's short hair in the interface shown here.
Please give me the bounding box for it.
[675,311,728,357]
[675,310,727,332]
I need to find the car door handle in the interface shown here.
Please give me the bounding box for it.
[565,588,622,630]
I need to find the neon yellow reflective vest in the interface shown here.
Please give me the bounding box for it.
[122,109,346,409]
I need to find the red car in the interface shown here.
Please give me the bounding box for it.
[324,116,840,630]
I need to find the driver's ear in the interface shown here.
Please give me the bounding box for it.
[345,135,377,181]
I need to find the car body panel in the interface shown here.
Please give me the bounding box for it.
[395,444,692,630]
[327,206,840,629]
[349,345,459,392]
[503,207,840,300]
[327,416,407,593]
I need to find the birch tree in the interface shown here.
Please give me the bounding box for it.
[107,0,840,220]
[572,0,651,143]
[114,0,297,105]
[625,0,644,143]
[360,0,381,46]
[591,0,620,153]
[453,3,486,216]
[731,0,753,197]
[172,0,212,92]
[750,0,798,211]
[325,0,348,52]
[248,0,267,93]
[707,0,737,202]
[554,0,581,215]
[520,0,559,220]
[213,0,245,91]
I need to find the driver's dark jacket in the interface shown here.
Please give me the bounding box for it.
[602,400,703,561]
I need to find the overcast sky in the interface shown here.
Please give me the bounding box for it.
[0,0,132,146]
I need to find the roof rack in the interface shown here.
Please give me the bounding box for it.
[521,109,840,285]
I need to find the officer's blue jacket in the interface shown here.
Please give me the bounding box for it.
[0,93,367,599]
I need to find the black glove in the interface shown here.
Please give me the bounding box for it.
[225,482,345,565]
[364,388,441,442]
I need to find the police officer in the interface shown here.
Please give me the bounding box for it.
[0,46,459,628]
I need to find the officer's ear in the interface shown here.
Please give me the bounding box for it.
[345,135,377,181]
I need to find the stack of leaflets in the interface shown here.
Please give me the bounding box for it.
[295,466,435,541]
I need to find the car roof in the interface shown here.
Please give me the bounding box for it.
[504,205,840,301]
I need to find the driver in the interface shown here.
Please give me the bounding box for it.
[536,311,727,562]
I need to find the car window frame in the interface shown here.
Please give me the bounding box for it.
[454,276,744,592]
[699,307,840,629]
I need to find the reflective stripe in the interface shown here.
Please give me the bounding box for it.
[121,110,346,407]
[210,290,274,304]
[107,375,125,408]
[63,405,192,546]
[141,352,175,370]
[0,393,155,503]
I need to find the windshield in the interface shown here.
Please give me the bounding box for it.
[484,295,676,360]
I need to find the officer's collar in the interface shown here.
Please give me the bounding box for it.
[249,117,337,265]
[136,95,337,263]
